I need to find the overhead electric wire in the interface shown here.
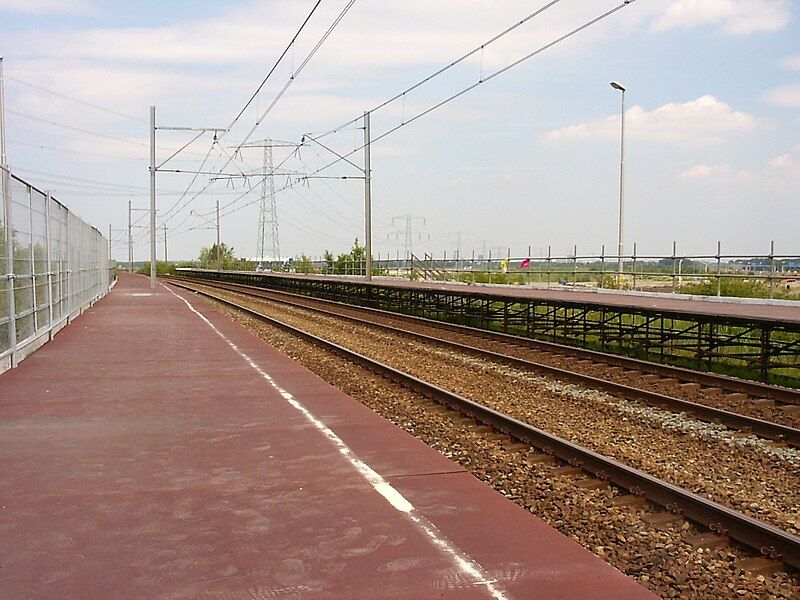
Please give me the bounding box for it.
[15,167,236,198]
[6,138,147,161]
[155,0,328,226]
[6,110,210,157]
[285,186,361,235]
[154,142,218,221]
[5,75,148,123]
[160,0,357,229]
[226,0,323,130]
[315,0,562,137]
[14,167,155,191]
[8,109,151,147]
[304,1,638,183]
[178,0,637,230]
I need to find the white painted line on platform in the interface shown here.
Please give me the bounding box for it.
[162,283,510,600]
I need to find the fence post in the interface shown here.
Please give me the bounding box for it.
[471,250,475,284]
[527,244,532,287]
[716,240,722,297]
[572,244,578,288]
[671,241,677,294]
[632,242,637,291]
[2,165,16,361]
[769,240,775,300]
[546,246,551,289]
[66,214,72,318]
[600,244,605,289]
[45,192,54,334]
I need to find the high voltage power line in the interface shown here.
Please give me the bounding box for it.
[157,0,357,232]
[171,0,639,236]
[315,0,563,137]
[9,1,638,260]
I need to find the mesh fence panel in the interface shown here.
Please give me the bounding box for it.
[1,170,110,359]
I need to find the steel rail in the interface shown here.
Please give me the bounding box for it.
[172,273,800,405]
[167,278,800,570]
[170,276,800,445]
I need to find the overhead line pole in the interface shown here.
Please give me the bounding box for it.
[128,199,133,272]
[149,105,157,289]
[149,116,226,274]
[611,81,627,277]
[163,224,168,263]
[216,200,221,269]
[364,111,372,281]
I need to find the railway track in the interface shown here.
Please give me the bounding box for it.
[167,277,800,576]
[170,275,800,445]
[172,275,800,407]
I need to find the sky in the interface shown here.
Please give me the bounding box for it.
[1,0,799,262]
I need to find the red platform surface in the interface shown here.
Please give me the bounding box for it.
[0,273,654,599]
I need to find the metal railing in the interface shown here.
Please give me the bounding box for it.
[1,168,111,371]
[292,243,800,301]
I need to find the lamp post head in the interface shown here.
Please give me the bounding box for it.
[610,81,626,92]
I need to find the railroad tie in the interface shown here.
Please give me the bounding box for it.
[700,387,723,397]
[685,533,729,550]
[574,478,610,490]
[736,557,784,576]
[551,465,584,478]
[526,453,556,465]
[610,494,646,508]
[751,398,776,408]
[642,512,684,531]
[502,441,530,452]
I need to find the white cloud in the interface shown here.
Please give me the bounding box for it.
[763,83,800,108]
[0,0,92,14]
[768,155,794,169]
[766,146,800,173]
[677,146,800,191]
[779,54,800,71]
[763,146,800,192]
[542,95,756,145]
[5,1,585,66]
[677,163,757,182]
[652,0,791,35]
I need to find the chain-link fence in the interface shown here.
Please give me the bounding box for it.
[1,168,110,371]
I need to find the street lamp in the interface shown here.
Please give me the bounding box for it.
[610,81,626,277]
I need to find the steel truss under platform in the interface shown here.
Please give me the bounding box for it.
[178,270,800,387]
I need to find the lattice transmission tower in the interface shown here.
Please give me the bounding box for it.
[258,143,280,263]
[390,215,429,259]
[236,139,299,266]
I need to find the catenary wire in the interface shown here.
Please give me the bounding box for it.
[179,1,636,230]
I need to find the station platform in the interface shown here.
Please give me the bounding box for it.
[0,272,654,599]
[229,271,800,324]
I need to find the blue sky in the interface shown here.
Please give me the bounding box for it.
[1,0,799,261]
